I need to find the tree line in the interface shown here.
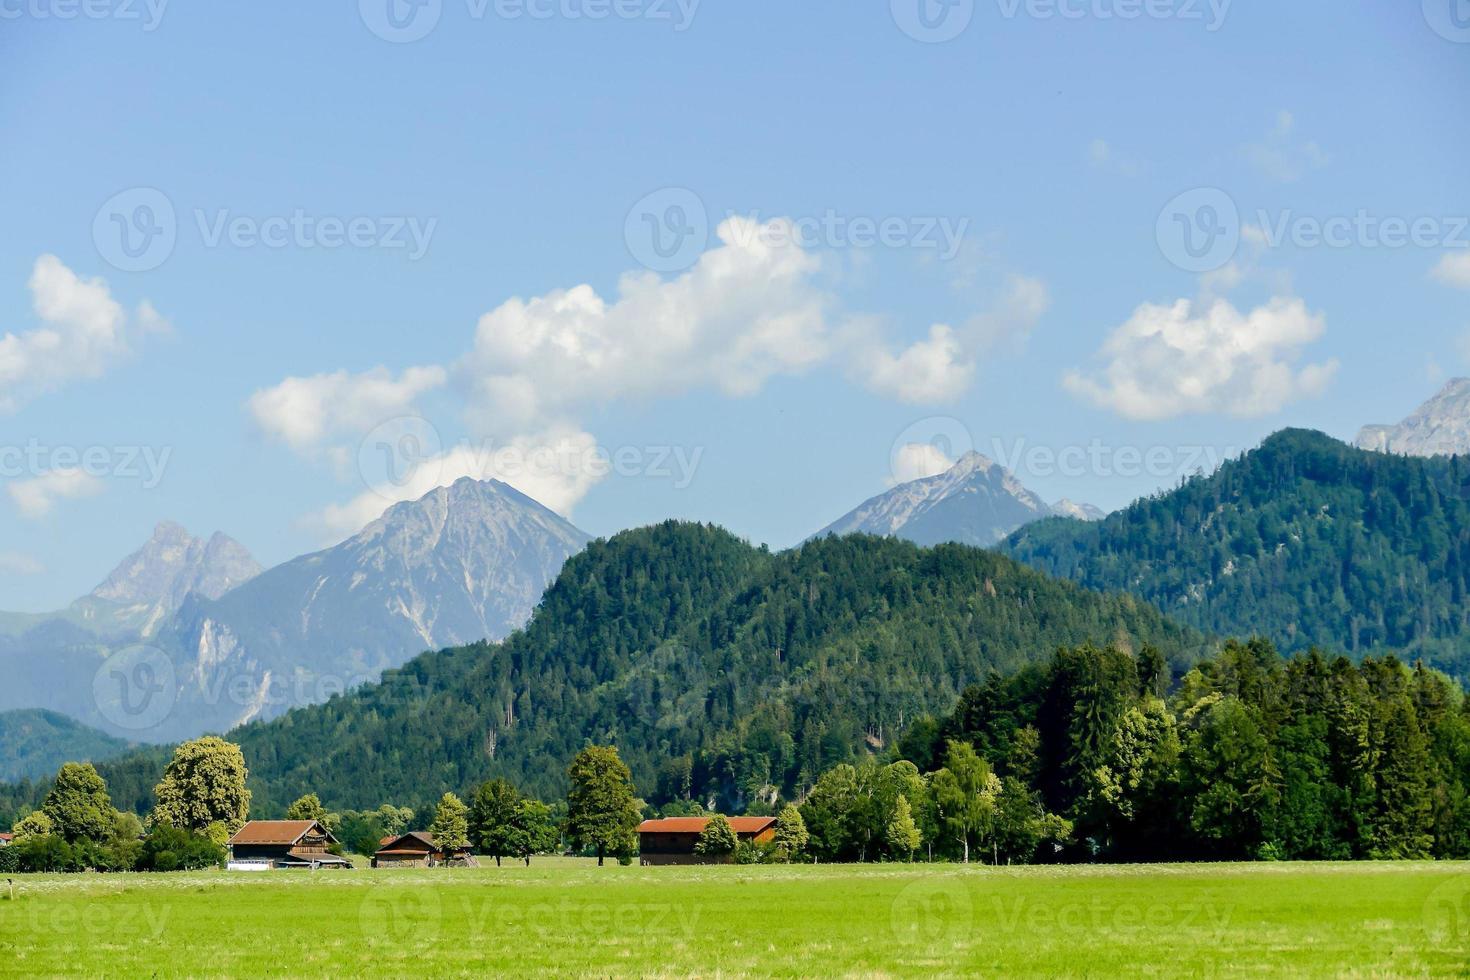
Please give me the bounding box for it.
[9,637,1469,869]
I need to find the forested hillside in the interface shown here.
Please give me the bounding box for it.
[54,524,1206,816]
[1004,429,1470,678]
[0,710,134,782]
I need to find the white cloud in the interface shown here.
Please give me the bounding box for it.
[1243,110,1329,183]
[0,255,159,413]
[8,468,105,518]
[248,365,447,452]
[853,274,1048,404]
[0,551,43,575]
[857,324,973,403]
[1431,252,1470,290]
[270,215,1042,537]
[1086,139,1142,177]
[461,216,832,437]
[891,442,956,484]
[1064,296,1337,420]
[309,427,600,541]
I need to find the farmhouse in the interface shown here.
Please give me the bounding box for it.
[0,832,11,846]
[637,815,777,865]
[226,820,351,870]
[372,831,476,867]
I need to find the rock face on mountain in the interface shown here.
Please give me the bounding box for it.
[83,522,262,636]
[814,451,1102,547]
[157,478,592,736]
[1050,498,1107,522]
[1356,379,1470,456]
[0,480,591,744]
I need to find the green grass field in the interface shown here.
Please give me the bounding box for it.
[3,860,1468,977]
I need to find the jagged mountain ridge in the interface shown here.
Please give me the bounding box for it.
[0,480,592,746]
[815,450,1103,546]
[1357,378,1470,457]
[154,477,593,737]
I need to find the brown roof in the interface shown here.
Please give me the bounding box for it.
[228,820,335,846]
[638,816,776,835]
[284,848,351,864]
[375,831,436,854]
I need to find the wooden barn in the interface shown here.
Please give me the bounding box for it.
[226,820,351,869]
[372,831,476,868]
[637,815,777,865]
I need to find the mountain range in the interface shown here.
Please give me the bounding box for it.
[68,523,1206,815]
[0,480,590,743]
[814,450,1104,546]
[1356,377,1470,457]
[1004,428,1470,678]
[9,421,1470,815]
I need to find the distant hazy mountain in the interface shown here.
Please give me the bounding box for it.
[814,451,1103,547]
[0,522,261,641]
[0,709,133,782]
[155,478,592,737]
[0,521,261,735]
[83,521,261,636]
[0,482,590,742]
[1050,498,1107,522]
[1357,378,1470,457]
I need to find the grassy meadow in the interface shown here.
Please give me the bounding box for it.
[2,859,1468,977]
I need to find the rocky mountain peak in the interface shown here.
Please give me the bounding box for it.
[815,451,1101,547]
[1356,379,1470,457]
[91,522,261,608]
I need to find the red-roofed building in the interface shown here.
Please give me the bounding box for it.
[226,820,351,870]
[637,815,776,865]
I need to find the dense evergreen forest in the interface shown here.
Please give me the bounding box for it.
[1004,429,1470,679]
[872,639,1470,861]
[0,525,1204,820]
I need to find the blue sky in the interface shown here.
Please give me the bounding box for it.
[1,0,1467,609]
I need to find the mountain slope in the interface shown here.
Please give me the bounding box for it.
[815,451,1100,547]
[153,478,592,738]
[1004,428,1470,676]
[0,709,135,782]
[0,522,260,733]
[84,523,1207,815]
[1357,378,1470,456]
